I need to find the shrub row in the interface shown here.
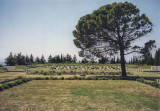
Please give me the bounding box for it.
[33,76,135,81]
[136,78,160,88]
[0,78,19,84]
[30,70,133,76]
[0,78,32,91]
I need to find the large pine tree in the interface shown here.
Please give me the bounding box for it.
[73,2,152,76]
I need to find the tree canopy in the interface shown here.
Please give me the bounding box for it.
[140,40,156,65]
[73,2,153,76]
[154,48,160,66]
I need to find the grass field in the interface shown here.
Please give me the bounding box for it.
[0,80,159,111]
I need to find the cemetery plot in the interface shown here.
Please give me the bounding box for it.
[28,64,122,76]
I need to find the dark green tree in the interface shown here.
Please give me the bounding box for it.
[66,54,72,63]
[48,55,52,63]
[140,40,156,65]
[30,54,34,64]
[40,55,46,64]
[60,54,63,63]
[55,55,61,63]
[5,52,16,66]
[72,55,77,63]
[25,55,30,64]
[35,57,40,63]
[73,2,152,76]
[16,53,26,65]
[154,48,160,66]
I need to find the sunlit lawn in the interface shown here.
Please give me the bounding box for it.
[0,80,159,111]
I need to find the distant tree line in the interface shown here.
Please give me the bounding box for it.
[5,53,77,66]
[80,56,121,64]
[4,45,160,66]
[98,40,160,66]
[128,40,160,66]
[48,54,77,63]
[129,48,160,65]
[4,52,122,65]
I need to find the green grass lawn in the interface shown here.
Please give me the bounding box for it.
[0,80,159,111]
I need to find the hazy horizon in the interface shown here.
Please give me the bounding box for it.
[0,0,160,64]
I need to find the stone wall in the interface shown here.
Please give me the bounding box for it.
[137,66,160,72]
[151,66,160,71]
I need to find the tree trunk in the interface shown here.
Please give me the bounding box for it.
[120,47,127,77]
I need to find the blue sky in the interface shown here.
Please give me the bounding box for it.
[0,0,160,63]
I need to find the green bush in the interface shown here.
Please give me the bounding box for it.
[92,77,98,80]
[0,86,3,91]
[51,77,58,80]
[86,77,91,80]
[140,78,145,83]
[0,78,32,91]
[60,77,64,80]
[45,77,49,80]
[67,77,74,80]
[117,77,122,80]
[43,72,47,75]
[27,78,32,81]
[102,77,106,80]
[151,81,159,88]
[22,78,27,83]
[35,77,42,80]
[2,84,9,89]
[112,76,117,80]
[13,82,18,86]
[136,78,160,88]
[148,82,152,85]
[144,81,148,84]
[16,80,23,85]
[7,83,14,88]
[78,77,82,80]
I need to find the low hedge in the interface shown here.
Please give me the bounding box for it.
[136,78,160,88]
[0,78,32,91]
[32,76,130,80]
[50,77,58,80]
[0,86,3,91]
